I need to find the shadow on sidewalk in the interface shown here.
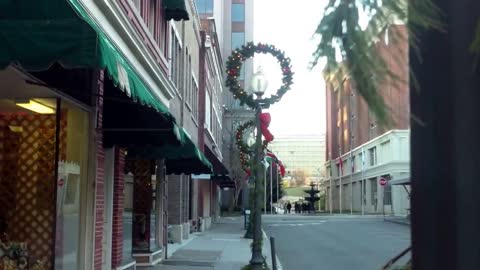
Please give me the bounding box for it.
[155,217,253,270]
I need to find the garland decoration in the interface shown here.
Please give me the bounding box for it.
[235,120,269,155]
[226,42,294,109]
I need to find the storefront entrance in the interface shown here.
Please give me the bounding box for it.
[0,68,91,270]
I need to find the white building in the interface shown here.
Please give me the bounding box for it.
[269,134,326,179]
[324,130,410,216]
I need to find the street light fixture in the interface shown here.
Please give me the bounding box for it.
[249,67,269,269]
[251,67,268,99]
[225,43,293,270]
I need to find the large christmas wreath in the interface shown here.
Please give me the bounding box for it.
[235,120,269,155]
[226,42,294,109]
[235,120,269,174]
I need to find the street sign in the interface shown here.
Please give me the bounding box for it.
[379,178,387,186]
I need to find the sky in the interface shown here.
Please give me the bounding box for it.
[253,0,327,136]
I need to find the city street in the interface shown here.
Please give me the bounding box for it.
[263,215,411,270]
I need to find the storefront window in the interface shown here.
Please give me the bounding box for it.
[123,173,134,262]
[55,100,90,270]
[0,97,89,269]
[150,176,158,250]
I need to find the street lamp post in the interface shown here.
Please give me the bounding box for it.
[249,68,268,269]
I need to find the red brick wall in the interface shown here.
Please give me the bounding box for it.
[325,83,333,161]
[94,70,105,270]
[325,25,409,161]
[112,147,125,267]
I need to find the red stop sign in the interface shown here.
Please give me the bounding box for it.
[379,178,387,186]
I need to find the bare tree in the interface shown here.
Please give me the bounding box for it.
[292,169,308,187]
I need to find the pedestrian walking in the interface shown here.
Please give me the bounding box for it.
[287,202,292,214]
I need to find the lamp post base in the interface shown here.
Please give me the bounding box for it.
[249,255,265,270]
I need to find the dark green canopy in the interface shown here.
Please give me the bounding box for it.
[0,0,206,175]
[0,0,172,118]
[128,129,213,175]
[163,0,190,21]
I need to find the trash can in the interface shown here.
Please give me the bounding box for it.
[244,209,251,229]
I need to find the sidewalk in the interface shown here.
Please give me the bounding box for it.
[154,216,275,270]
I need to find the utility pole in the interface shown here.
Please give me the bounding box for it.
[339,146,342,214]
[349,90,355,215]
[330,162,333,214]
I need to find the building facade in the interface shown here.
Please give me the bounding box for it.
[196,0,256,209]
[324,24,410,215]
[324,130,410,215]
[0,0,229,269]
[269,134,326,186]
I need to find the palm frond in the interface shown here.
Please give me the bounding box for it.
[311,0,442,126]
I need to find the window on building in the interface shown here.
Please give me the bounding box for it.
[205,91,212,130]
[380,140,391,163]
[132,0,141,12]
[129,0,169,59]
[231,32,245,50]
[383,175,392,205]
[171,33,182,92]
[370,177,377,203]
[192,78,199,120]
[196,0,213,14]
[369,147,377,166]
[358,152,363,171]
[351,156,355,173]
[231,4,245,22]
[336,163,340,177]
[148,0,156,35]
[185,51,192,109]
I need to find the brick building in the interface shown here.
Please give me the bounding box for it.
[324,24,411,215]
[0,0,229,269]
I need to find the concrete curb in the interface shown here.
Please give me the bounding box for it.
[384,218,411,226]
[262,230,284,270]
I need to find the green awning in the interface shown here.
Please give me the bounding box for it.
[128,129,213,175]
[0,0,98,70]
[0,0,173,120]
[163,0,190,21]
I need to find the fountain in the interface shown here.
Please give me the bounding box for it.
[303,182,320,213]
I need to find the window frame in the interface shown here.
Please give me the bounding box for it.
[369,147,377,166]
[231,3,245,22]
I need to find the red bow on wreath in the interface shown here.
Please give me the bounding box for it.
[259,112,274,143]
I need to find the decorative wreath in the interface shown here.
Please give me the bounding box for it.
[226,42,294,109]
[235,120,269,155]
[239,152,250,173]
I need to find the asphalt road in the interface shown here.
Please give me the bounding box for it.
[263,215,411,270]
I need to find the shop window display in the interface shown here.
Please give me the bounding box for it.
[0,98,89,270]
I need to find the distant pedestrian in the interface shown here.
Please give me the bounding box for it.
[287,202,292,214]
